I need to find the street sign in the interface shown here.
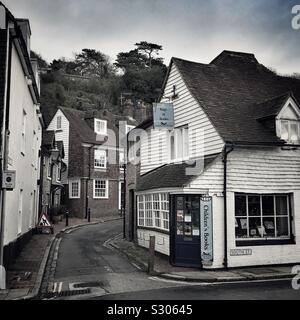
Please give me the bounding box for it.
[153,103,174,129]
[200,196,213,266]
[2,170,16,190]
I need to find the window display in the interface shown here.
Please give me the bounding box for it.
[235,194,291,241]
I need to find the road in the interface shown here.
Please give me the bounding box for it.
[40,219,300,300]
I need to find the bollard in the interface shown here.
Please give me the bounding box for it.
[147,236,155,275]
[88,208,91,223]
[65,210,69,227]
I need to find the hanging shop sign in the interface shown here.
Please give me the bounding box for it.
[153,103,174,129]
[200,196,213,265]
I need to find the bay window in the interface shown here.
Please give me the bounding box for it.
[137,193,169,231]
[235,193,292,244]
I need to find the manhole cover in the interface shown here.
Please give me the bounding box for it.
[73,281,103,288]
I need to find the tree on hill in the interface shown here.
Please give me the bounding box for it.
[135,41,163,68]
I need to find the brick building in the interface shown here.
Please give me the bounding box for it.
[46,107,137,218]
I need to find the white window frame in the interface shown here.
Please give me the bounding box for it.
[94,149,107,169]
[56,115,62,130]
[94,118,107,135]
[280,119,300,144]
[46,157,52,180]
[137,192,170,231]
[168,125,189,163]
[69,180,81,199]
[93,179,109,199]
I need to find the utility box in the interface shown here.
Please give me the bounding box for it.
[2,170,16,190]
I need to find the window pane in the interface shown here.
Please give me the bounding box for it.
[235,218,248,238]
[276,196,288,216]
[276,217,289,237]
[290,122,299,142]
[249,218,262,237]
[262,196,274,216]
[281,121,289,140]
[235,195,246,216]
[248,196,260,216]
[183,127,189,158]
[263,218,275,237]
[176,129,183,159]
[170,134,175,160]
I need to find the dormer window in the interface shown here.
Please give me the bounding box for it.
[94,119,107,135]
[276,98,300,144]
[280,120,300,143]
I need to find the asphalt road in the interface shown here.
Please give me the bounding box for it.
[43,219,182,299]
[42,219,300,300]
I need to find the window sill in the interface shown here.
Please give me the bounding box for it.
[69,197,80,199]
[137,225,170,235]
[236,238,295,246]
[94,167,107,171]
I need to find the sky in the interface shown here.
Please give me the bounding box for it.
[2,0,300,75]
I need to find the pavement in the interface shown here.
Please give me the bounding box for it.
[109,234,297,284]
[0,215,121,300]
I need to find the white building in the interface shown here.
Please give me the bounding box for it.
[0,4,42,287]
[127,51,300,269]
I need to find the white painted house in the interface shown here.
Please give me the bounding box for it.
[127,51,300,269]
[0,3,43,286]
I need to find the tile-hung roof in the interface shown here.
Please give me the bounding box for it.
[169,51,300,144]
[59,107,105,145]
[136,155,218,192]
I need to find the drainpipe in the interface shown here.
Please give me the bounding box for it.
[123,132,128,239]
[222,143,234,269]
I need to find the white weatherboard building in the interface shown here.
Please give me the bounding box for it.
[127,51,300,269]
[0,4,42,287]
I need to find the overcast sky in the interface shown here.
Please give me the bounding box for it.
[3,0,300,74]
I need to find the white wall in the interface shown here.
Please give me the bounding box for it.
[226,190,300,267]
[47,109,69,183]
[189,146,300,268]
[4,43,42,245]
[140,63,224,175]
[137,229,170,256]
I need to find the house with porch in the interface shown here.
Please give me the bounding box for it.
[125,50,300,269]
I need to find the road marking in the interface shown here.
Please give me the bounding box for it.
[53,281,63,293]
[104,265,113,273]
[58,282,63,293]
[53,282,57,292]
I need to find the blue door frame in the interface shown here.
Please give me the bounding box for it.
[170,194,202,268]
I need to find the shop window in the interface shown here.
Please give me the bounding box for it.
[137,193,169,231]
[138,195,145,226]
[235,194,292,243]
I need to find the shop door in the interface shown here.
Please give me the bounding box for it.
[172,195,201,268]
